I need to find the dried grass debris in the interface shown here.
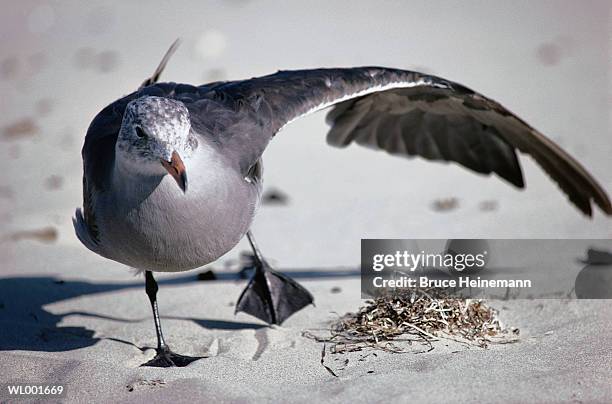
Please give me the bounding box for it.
[305,288,518,354]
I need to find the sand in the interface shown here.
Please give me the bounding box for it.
[1,252,612,403]
[1,1,611,403]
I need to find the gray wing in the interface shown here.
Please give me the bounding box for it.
[75,94,132,249]
[221,67,611,216]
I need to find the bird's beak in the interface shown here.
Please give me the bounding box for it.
[160,151,187,193]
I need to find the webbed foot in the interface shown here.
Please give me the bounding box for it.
[141,346,205,368]
[236,254,313,325]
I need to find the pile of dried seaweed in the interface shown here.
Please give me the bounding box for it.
[304,288,518,354]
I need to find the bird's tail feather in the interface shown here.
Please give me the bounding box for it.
[72,208,100,253]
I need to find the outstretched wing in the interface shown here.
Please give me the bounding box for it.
[219,67,611,216]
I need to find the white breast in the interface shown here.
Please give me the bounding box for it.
[96,148,261,272]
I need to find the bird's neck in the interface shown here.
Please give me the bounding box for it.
[112,152,165,201]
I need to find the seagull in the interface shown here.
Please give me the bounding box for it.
[74,41,611,367]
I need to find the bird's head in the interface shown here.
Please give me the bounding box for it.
[117,96,197,192]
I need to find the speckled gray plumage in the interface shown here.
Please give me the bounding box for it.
[117,96,196,162]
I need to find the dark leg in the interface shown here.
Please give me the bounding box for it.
[237,250,257,279]
[235,231,314,325]
[246,231,265,263]
[141,271,205,367]
[145,271,167,351]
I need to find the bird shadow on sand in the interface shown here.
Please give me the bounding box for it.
[163,317,266,330]
[0,267,359,353]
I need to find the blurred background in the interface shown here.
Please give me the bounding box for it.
[0,0,610,278]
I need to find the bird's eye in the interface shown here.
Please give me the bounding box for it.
[135,127,147,138]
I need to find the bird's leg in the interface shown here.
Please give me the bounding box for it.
[246,231,265,264]
[236,231,267,279]
[235,231,314,325]
[141,271,205,367]
[237,250,258,279]
[145,270,167,351]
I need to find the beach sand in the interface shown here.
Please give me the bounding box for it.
[1,245,612,403]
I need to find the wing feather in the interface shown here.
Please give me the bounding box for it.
[222,67,610,216]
